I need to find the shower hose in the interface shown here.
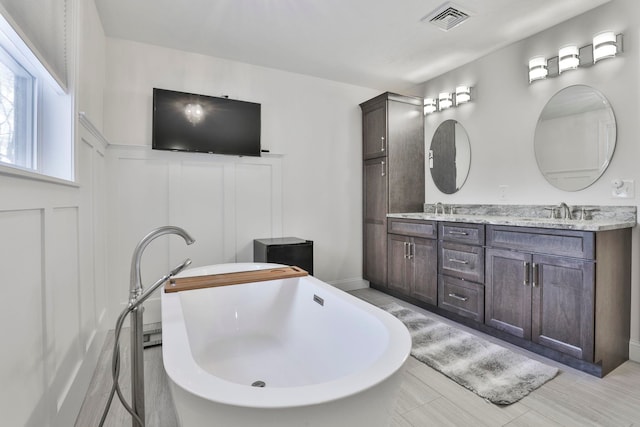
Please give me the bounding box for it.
[98,259,191,427]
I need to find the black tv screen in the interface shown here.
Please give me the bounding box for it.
[152,88,261,157]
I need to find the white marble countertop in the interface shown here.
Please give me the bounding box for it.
[388,212,636,232]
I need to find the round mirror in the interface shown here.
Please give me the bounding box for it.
[429,119,471,194]
[534,85,616,191]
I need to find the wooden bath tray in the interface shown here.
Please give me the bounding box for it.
[164,266,308,293]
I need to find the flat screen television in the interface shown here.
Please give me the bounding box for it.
[152,88,261,157]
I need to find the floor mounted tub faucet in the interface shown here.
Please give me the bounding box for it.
[129,226,195,427]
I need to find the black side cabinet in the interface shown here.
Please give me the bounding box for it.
[253,237,314,275]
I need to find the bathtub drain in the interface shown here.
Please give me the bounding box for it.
[251,380,266,388]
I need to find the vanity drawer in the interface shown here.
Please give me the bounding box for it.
[439,222,485,245]
[439,241,485,283]
[438,275,484,323]
[486,225,594,259]
[388,218,437,239]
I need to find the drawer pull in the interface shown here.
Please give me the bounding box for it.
[448,293,469,302]
[448,230,469,236]
[448,258,469,265]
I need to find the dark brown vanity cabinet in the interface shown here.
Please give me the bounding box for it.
[485,225,631,375]
[387,219,437,304]
[361,93,424,288]
[437,222,485,322]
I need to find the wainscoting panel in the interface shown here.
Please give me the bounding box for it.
[169,161,226,268]
[0,209,46,427]
[106,147,283,325]
[235,162,276,262]
[49,206,82,409]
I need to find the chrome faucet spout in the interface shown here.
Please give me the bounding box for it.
[129,226,195,301]
[434,202,444,215]
[558,202,573,220]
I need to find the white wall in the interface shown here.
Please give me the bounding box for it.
[102,39,379,322]
[0,0,109,425]
[413,0,640,361]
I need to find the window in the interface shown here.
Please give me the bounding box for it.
[0,44,35,168]
[0,7,73,181]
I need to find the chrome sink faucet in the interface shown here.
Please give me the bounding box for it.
[558,202,573,220]
[434,202,445,215]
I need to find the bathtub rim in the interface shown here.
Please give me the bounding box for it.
[161,262,411,409]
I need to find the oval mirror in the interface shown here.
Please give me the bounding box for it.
[429,119,471,194]
[534,85,616,191]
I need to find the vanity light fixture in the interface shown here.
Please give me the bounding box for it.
[593,31,618,62]
[424,85,473,115]
[455,86,471,104]
[528,56,548,82]
[424,98,438,114]
[438,92,453,110]
[558,45,579,73]
[528,30,623,83]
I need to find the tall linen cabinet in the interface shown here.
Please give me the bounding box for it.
[360,92,424,287]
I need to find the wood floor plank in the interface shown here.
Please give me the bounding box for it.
[408,357,529,426]
[401,396,494,427]
[393,368,441,414]
[504,410,564,427]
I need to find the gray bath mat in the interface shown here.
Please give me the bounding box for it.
[381,302,558,405]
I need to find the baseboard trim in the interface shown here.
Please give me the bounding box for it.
[630,339,640,363]
[328,277,368,292]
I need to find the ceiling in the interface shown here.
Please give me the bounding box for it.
[95,0,612,92]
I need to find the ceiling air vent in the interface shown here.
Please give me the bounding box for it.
[421,2,470,31]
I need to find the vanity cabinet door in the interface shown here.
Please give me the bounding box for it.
[485,248,532,340]
[411,237,438,305]
[363,158,388,286]
[532,254,595,361]
[362,101,387,159]
[387,234,410,294]
[387,233,437,305]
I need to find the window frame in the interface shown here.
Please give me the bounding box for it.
[0,8,74,184]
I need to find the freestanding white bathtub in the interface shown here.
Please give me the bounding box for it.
[161,263,411,427]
